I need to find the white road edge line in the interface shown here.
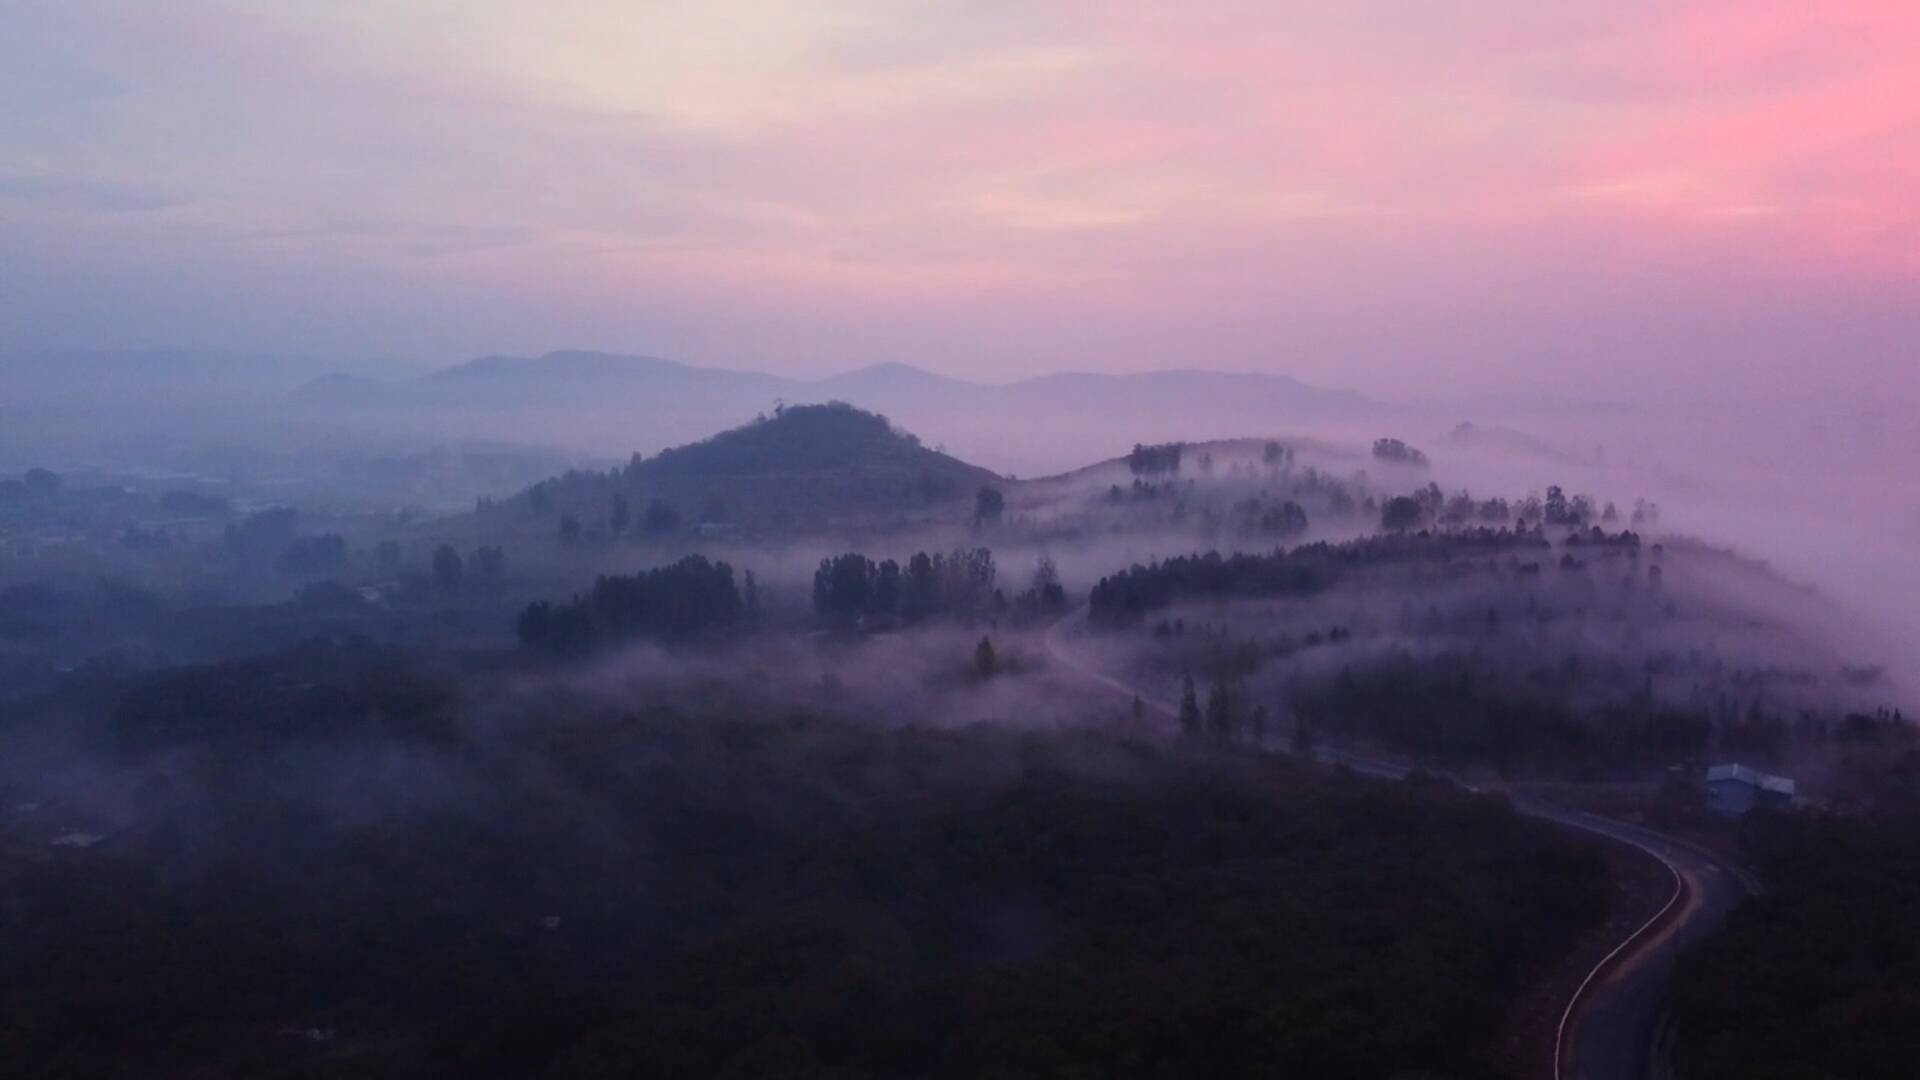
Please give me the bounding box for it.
[1550,822,1686,1080]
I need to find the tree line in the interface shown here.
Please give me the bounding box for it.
[1128,442,1185,476]
[516,555,744,656]
[813,547,998,624]
[1088,526,1581,622]
[1371,437,1429,467]
[813,547,1071,627]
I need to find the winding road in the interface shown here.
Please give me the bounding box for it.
[1042,608,1752,1080]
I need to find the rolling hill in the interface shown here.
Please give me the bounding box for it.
[494,401,1001,534]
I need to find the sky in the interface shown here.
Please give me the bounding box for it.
[1,1,1916,406]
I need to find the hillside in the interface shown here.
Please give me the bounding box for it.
[503,402,1001,533]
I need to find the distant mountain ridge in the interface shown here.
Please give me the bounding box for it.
[291,350,1375,414]
[8,347,1383,477]
[290,352,1379,472]
[294,350,786,409]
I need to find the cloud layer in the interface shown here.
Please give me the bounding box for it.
[1,1,1915,404]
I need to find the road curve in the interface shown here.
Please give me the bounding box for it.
[1042,608,1752,1080]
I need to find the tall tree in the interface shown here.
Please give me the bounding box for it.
[1380,496,1424,532]
[1291,714,1315,759]
[974,636,997,678]
[473,545,505,579]
[1179,673,1202,738]
[432,544,463,593]
[975,486,1005,527]
[1206,676,1236,742]
[21,467,62,497]
[1544,485,1570,525]
[643,499,680,533]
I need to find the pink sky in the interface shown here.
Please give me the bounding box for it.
[1,1,1915,405]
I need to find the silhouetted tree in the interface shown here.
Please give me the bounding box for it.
[1292,715,1315,758]
[1179,673,1202,737]
[814,547,1001,626]
[1372,438,1429,467]
[1014,555,1069,617]
[815,553,877,622]
[1544,485,1570,526]
[609,494,631,537]
[975,486,1005,527]
[276,533,347,576]
[974,636,997,678]
[874,559,902,612]
[472,545,505,579]
[1088,528,1564,622]
[1255,500,1310,537]
[517,555,741,655]
[432,544,463,593]
[1128,442,1185,476]
[1381,496,1424,532]
[643,499,680,533]
[21,467,62,497]
[224,507,300,558]
[292,579,359,610]
[1206,676,1237,742]
[897,552,932,615]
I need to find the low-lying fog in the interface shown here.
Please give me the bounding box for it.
[3,348,1914,699]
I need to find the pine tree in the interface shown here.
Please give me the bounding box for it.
[974,636,997,678]
[432,544,463,593]
[1291,714,1315,759]
[1205,676,1235,742]
[1178,673,1202,738]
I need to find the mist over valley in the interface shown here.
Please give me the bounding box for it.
[5,4,1918,1077]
